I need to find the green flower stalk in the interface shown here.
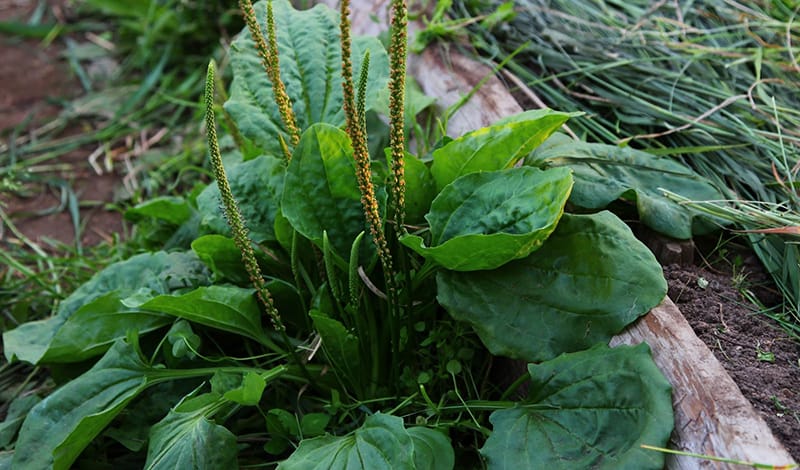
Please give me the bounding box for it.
[239,0,300,160]
[213,71,247,155]
[388,0,408,230]
[356,51,370,125]
[205,60,285,332]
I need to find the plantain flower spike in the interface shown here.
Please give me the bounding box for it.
[356,51,370,131]
[388,0,408,231]
[339,0,396,289]
[238,0,300,161]
[205,60,285,331]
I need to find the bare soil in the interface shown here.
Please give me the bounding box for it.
[1,0,123,247]
[664,260,800,462]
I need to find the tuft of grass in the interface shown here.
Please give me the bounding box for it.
[0,7,234,430]
[1,0,241,211]
[1,1,237,381]
[450,0,800,333]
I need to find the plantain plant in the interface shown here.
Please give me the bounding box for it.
[3,0,676,468]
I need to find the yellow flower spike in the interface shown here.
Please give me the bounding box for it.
[340,0,398,308]
[265,0,301,148]
[388,0,408,231]
[238,0,300,160]
[340,0,357,136]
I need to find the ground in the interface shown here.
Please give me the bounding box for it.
[1,0,123,248]
[665,260,800,461]
[1,0,798,465]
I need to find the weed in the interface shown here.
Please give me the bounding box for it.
[756,341,777,363]
[3,1,682,468]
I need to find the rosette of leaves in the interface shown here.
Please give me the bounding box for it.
[4,1,675,469]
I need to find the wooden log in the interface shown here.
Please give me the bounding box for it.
[322,0,797,467]
[611,298,795,468]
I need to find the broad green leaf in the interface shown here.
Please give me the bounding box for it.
[398,150,437,224]
[225,0,389,155]
[223,371,266,406]
[40,292,172,363]
[191,234,286,283]
[105,381,199,452]
[3,251,210,365]
[196,154,286,243]
[268,408,300,440]
[407,427,455,470]
[300,414,332,438]
[430,109,573,190]
[528,133,726,238]
[125,196,192,225]
[481,344,673,470]
[141,285,270,345]
[2,318,61,365]
[402,167,572,271]
[125,196,201,250]
[0,395,41,448]
[13,340,157,470]
[175,392,226,413]
[273,209,294,252]
[309,311,360,387]
[438,212,666,362]
[166,320,201,359]
[282,124,377,262]
[210,371,242,396]
[214,366,285,405]
[278,414,415,470]
[145,395,237,470]
[192,235,246,283]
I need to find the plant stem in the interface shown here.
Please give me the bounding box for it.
[264,0,300,149]
[499,371,531,400]
[338,2,392,274]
